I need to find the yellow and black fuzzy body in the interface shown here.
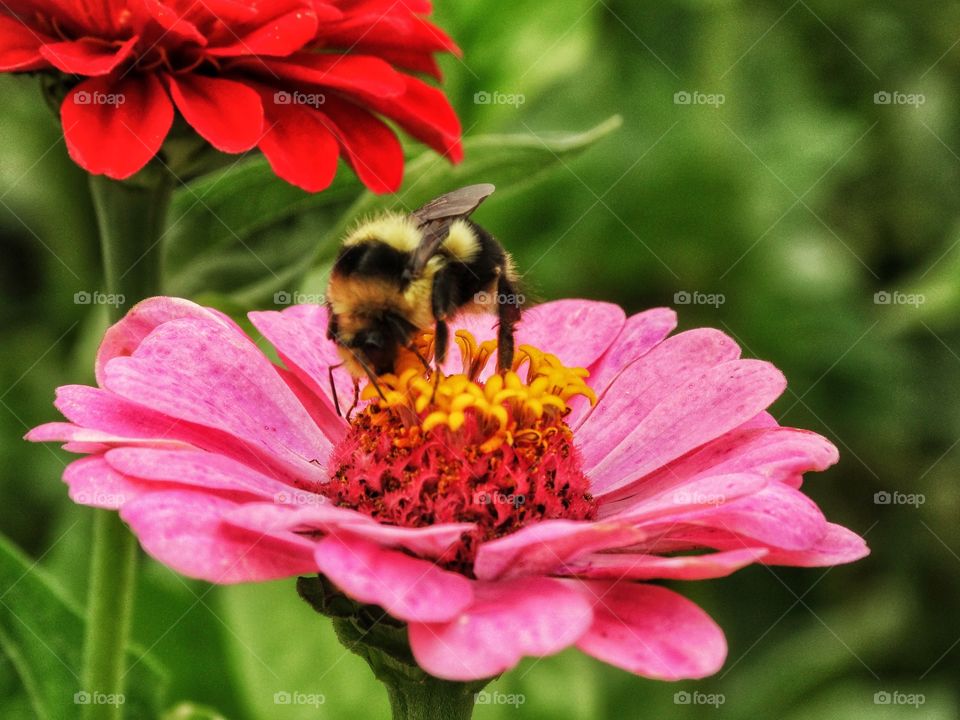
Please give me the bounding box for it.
[325,184,521,379]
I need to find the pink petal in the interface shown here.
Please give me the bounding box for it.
[569,307,677,425]
[634,482,828,552]
[588,360,787,496]
[166,74,264,153]
[574,582,726,679]
[563,548,768,581]
[605,426,839,505]
[63,456,143,509]
[314,534,472,622]
[248,306,347,416]
[101,317,332,483]
[578,328,741,472]
[96,296,243,386]
[25,421,191,450]
[408,577,594,680]
[104,447,293,499]
[602,473,770,523]
[62,74,173,180]
[762,522,869,566]
[120,490,317,583]
[515,300,625,370]
[473,520,646,581]
[225,501,472,559]
[40,36,138,75]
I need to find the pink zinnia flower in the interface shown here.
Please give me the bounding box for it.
[28,297,867,681]
[0,0,461,191]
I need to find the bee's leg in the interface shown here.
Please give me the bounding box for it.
[431,270,455,369]
[496,274,522,373]
[328,363,344,417]
[346,377,361,421]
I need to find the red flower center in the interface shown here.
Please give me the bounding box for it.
[322,332,598,573]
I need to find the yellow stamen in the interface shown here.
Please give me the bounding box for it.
[358,330,596,447]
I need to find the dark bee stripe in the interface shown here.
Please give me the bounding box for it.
[333,241,410,283]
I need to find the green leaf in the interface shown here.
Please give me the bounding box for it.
[321,116,624,256]
[0,533,167,719]
[162,160,363,305]
[161,702,230,720]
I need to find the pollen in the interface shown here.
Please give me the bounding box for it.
[321,330,599,573]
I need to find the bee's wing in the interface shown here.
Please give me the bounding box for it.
[406,184,496,278]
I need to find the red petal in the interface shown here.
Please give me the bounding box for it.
[241,53,405,98]
[319,97,404,193]
[40,36,138,76]
[257,89,341,192]
[62,74,173,180]
[207,2,319,57]
[361,74,463,162]
[374,47,442,80]
[0,15,52,71]
[167,74,264,153]
[141,0,207,45]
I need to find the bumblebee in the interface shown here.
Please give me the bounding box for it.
[325,183,522,384]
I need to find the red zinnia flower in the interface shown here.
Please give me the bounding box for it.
[0,0,462,192]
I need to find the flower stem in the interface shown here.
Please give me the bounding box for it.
[329,615,484,720]
[82,172,173,720]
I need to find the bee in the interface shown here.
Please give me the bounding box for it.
[325,183,522,391]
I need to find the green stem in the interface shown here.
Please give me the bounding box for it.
[82,172,173,720]
[329,613,487,720]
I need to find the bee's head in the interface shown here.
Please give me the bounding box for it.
[329,310,418,377]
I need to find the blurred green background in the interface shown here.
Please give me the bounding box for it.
[2,0,958,718]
